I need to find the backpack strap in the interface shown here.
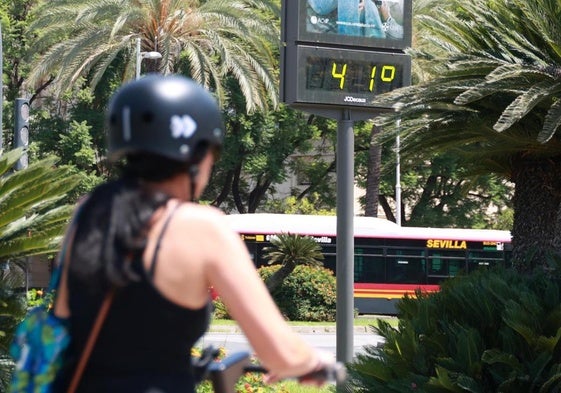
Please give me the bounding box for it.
[48,215,79,292]
[51,201,87,318]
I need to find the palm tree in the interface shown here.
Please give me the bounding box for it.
[0,149,80,388]
[262,233,324,293]
[25,0,279,112]
[0,150,80,260]
[371,0,561,272]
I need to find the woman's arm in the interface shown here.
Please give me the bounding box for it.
[203,213,331,379]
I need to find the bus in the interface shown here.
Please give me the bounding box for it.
[224,214,512,315]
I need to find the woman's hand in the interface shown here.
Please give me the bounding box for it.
[264,350,338,386]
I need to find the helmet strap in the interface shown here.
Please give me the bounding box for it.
[188,165,199,203]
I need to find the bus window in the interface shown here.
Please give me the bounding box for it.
[427,250,466,284]
[242,242,258,264]
[355,248,365,281]
[323,254,337,273]
[354,247,385,283]
[386,248,426,284]
[467,250,507,272]
[320,244,337,273]
[244,242,270,268]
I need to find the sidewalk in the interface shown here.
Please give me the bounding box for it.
[209,323,375,334]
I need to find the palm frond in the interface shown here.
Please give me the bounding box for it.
[539,99,561,143]
[0,152,80,259]
[26,0,279,113]
[374,0,561,170]
[0,149,24,177]
[494,80,561,132]
[263,232,324,268]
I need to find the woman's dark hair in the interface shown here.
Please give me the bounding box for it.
[68,151,207,292]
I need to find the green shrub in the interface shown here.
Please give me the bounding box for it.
[347,268,561,392]
[26,288,54,309]
[212,297,231,320]
[258,265,336,322]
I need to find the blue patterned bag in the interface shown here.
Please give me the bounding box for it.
[9,305,70,393]
[9,234,72,393]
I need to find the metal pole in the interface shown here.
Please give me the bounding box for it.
[336,109,354,366]
[135,37,141,80]
[395,120,401,226]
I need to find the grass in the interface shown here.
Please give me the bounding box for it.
[280,380,336,393]
[210,315,398,329]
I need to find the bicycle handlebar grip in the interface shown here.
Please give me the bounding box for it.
[298,362,347,384]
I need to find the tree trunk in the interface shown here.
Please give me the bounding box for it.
[232,163,246,213]
[379,195,396,222]
[212,170,234,207]
[510,155,561,273]
[248,177,272,213]
[408,175,438,225]
[265,262,295,293]
[365,124,382,217]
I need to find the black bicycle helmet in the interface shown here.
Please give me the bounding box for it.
[106,74,224,163]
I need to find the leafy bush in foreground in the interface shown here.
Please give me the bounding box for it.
[259,265,336,322]
[347,268,561,392]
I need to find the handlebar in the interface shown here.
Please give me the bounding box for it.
[193,346,347,393]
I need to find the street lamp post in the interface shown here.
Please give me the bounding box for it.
[393,105,404,227]
[395,123,401,226]
[135,37,162,80]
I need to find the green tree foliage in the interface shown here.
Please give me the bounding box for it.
[264,194,335,215]
[206,102,333,213]
[258,265,336,322]
[371,0,561,270]
[347,268,561,392]
[355,126,514,228]
[31,105,105,201]
[261,233,324,293]
[0,0,37,151]
[25,0,280,113]
[57,121,96,168]
[392,154,512,229]
[19,0,340,216]
[0,0,34,100]
[1,0,522,225]
[0,263,27,391]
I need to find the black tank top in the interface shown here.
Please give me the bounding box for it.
[58,209,211,393]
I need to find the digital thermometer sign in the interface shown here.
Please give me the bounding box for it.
[280,0,412,111]
[282,45,411,108]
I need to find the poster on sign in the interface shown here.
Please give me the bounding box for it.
[284,0,412,50]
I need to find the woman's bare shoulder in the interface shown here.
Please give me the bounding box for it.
[169,204,241,260]
[173,202,227,230]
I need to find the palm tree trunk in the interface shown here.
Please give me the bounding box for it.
[511,155,561,273]
[265,263,296,293]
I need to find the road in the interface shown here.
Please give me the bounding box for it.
[196,329,384,359]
